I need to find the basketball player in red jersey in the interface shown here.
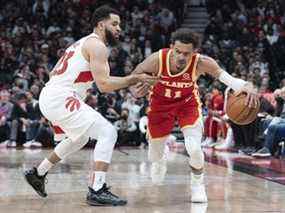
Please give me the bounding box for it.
[24,5,157,206]
[131,28,259,203]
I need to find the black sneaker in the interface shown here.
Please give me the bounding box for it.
[239,147,256,155]
[24,167,47,197]
[86,184,127,206]
[252,147,271,157]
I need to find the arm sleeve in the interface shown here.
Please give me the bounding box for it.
[218,71,246,91]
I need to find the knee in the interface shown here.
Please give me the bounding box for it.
[91,121,118,143]
[97,123,118,146]
[93,124,118,163]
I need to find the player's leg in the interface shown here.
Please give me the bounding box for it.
[84,112,127,206]
[24,90,126,205]
[149,136,169,184]
[24,134,90,197]
[148,110,175,184]
[181,119,207,203]
[178,102,207,203]
[24,111,126,205]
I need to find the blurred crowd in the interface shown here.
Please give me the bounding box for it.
[0,0,285,158]
[200,0,285,157]
[0,0,183,147]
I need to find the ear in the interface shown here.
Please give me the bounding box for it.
[98,21,105,30]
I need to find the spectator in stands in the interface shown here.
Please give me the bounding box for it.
[122,93,142,124]
[252,86,285,157]
[0,90,13,143]
[7,93,29,147]
[0,0,284,154]
[114,108,138,146]
[202,84,225,147]
[22,91,42,148]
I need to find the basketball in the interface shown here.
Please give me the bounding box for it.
[226,92,260,125]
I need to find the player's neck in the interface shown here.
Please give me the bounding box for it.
[169,53,185,74]
[93,29,107,45]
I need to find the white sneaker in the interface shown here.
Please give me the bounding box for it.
[31,141,42,147]
[7,141,17,148]
[201,137,214,147]
[191,173,207,203]
[23,141,33,148]
[0,140,9,148]
[191,203,208,213]
[209,140,223,148]
[150,158,167,184]
[201,138,209,147]
[215,128,234,150]
[215,141,232,150]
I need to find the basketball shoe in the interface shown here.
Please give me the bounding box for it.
[191,173,207,203]
[86,184,127,206]
[24,167,47,197]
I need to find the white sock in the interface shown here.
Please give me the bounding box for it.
[191,172,204,185]
[37,158,54,176]
[92,171,106,191]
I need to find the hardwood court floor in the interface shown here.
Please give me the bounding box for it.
[0,147,284,213]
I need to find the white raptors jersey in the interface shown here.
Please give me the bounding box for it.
[45,33,102,100]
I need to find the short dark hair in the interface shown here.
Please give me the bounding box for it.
[91,5,120,27]
[171,28,200,48]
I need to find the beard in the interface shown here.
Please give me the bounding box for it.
[105,28,119,47]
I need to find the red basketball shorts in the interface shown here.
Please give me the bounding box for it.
[148,102,201,139]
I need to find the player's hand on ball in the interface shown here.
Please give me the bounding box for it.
[236,82,259,108]
[130,82,151,98]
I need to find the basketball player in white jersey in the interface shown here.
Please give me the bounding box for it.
[24,5,157,206]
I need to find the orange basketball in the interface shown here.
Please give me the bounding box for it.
[226,92,260,125]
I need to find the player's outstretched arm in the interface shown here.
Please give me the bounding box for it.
[197,55,259,108]
[84,38,158,93]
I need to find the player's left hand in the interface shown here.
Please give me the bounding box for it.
[130,82,151,98]
[236,82,259,108]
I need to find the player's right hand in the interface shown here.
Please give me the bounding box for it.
[130,82,151,98]
[236,82,259,108]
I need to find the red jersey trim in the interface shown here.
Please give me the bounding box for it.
[191,53,200,81]
[74,71,94,83]
[157,49,163,77]
[52,125,65,134]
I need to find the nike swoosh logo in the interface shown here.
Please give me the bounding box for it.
[185,96,192,102]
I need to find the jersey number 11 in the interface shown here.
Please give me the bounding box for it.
[164,89,181,98]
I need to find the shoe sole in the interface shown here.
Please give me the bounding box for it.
[252,154,271,157]
[24,173,47,198]
[86,199,127,206]
[191,200,208,203]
